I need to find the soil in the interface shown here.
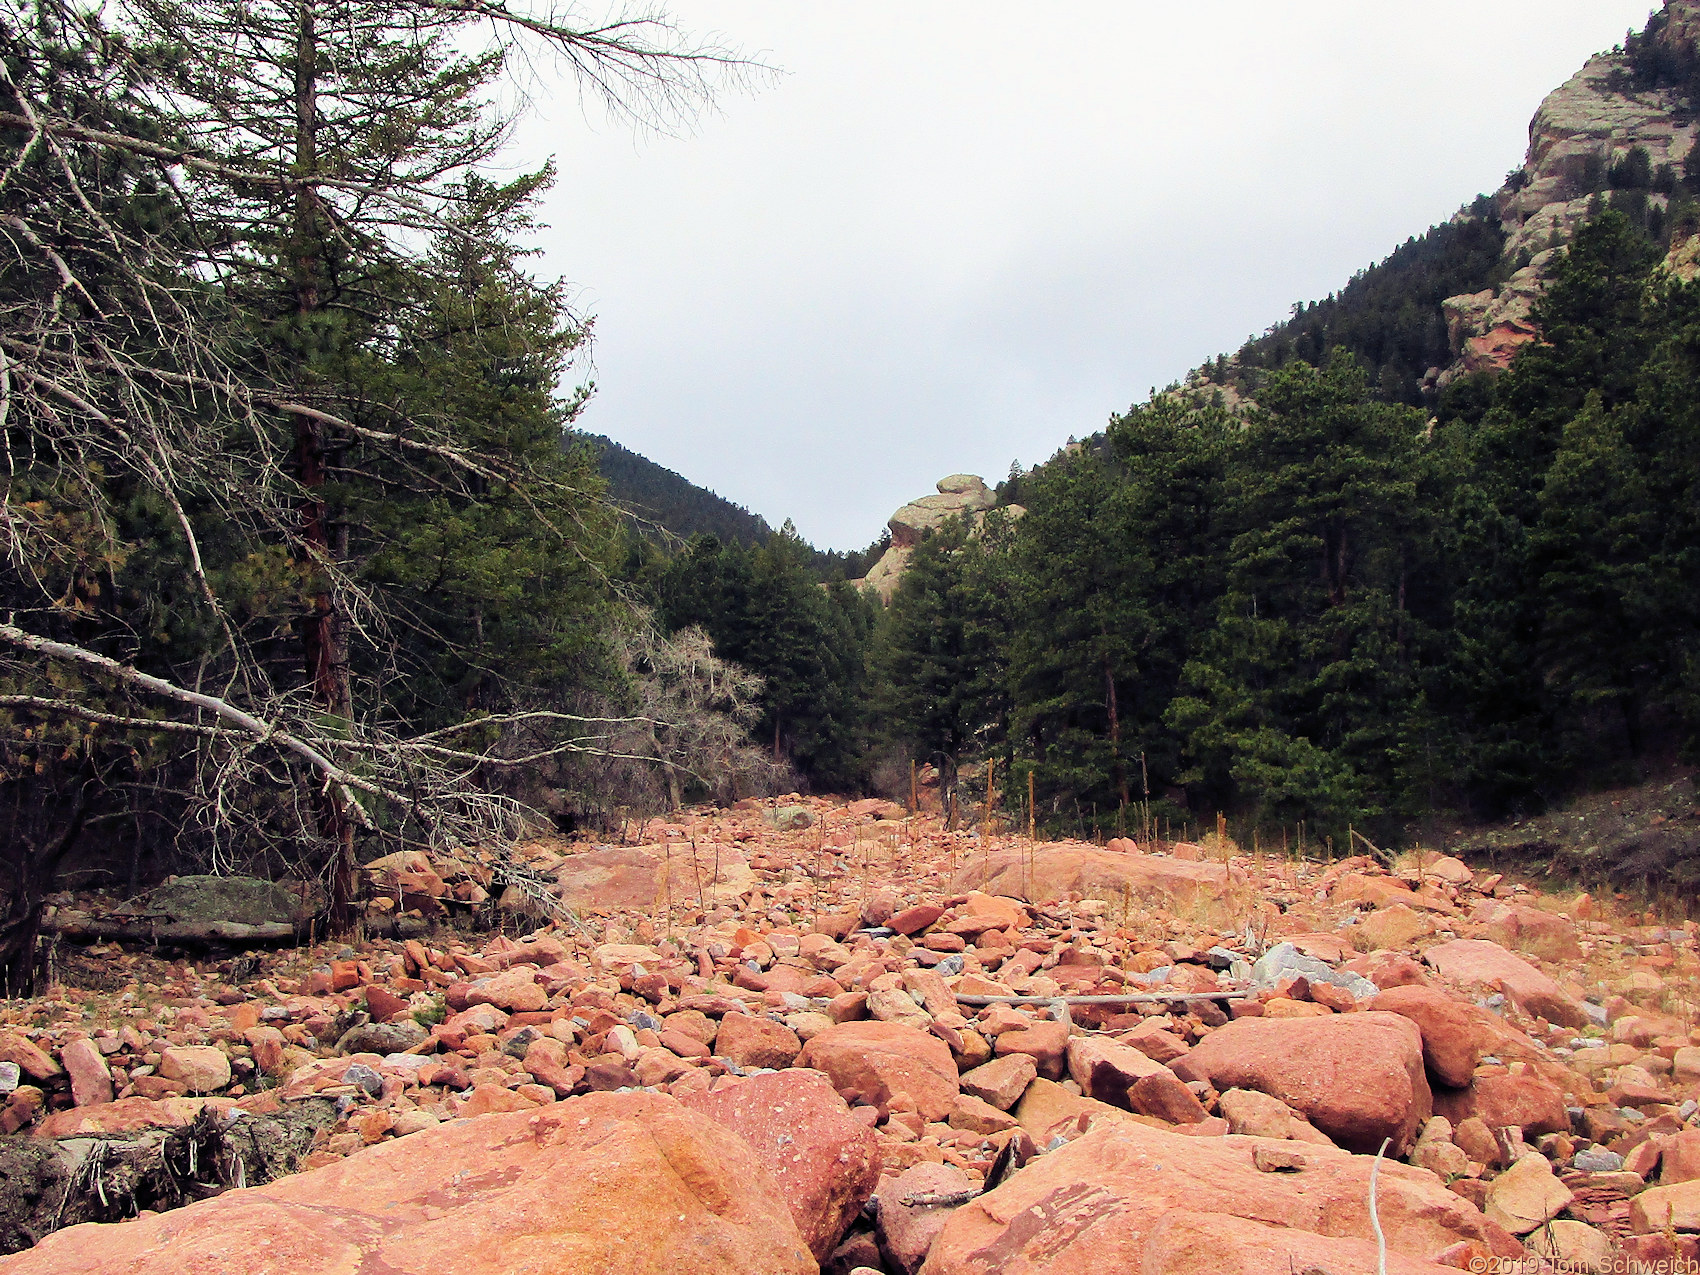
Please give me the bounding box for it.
[0,1100,337,1255]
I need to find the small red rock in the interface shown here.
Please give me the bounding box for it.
[1126,1070,1209,1124]
[716,1013,802,1071]
[888,904,945,936]
[993,1019,1070,1080]
[365,985,409,1020]
[60,1038,114,1107]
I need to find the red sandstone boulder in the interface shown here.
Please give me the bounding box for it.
[1348,950,1431,989]
[157,1046,231,1094]
[60,1038,114,1107]
[951,847,1229,913]
[34,1096,228,1139]
[465,966,546,1013]
[888,904,944,936]
[679,1068,879,1262]
[1067,1035,1167,1104]
[878,1161,975,1274]
[993,1018,1070,1080]
[798,1020,958,1122]
[1122,1020,1191,1064]
[1422,939,1588,1028]
[1127,1070,1208,1124]
[1661,1130,1700,1185]
[1171,1012,1431,1154]
[4,1094,814,1275]
[1367,986,1489,1088]
[1433,1071,1570,1139]
[716,1012,802,1070]
[0,1031,61,1081]
[1471,900,1582,962]
[959,1053,1038,1110]
[919,1119,1520,1274]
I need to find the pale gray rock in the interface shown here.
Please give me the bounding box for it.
[1250,941,1377,1001]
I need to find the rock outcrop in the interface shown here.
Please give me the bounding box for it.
[2,1096,818,1275]
[854,475,1020,601]
[1442,1,1700,376]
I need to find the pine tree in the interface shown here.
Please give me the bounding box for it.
[1529,394,1658,756]
[1169,354,1444,836]
[0,0,752,939]
[877,516,1010,824]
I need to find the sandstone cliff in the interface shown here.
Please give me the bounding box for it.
[854,475,1022,601]
[1443,0,1699,376]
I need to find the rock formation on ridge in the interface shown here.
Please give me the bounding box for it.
[853,475,1022,602]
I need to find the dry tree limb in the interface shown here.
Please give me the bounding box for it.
[953,991,1252,1007]
[0,621,386,822]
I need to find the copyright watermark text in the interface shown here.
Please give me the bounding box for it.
[1469,1258,1700,1274]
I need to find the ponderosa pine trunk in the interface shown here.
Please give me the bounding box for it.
[292,2,357,933]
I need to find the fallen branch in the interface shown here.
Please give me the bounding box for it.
[0,620,392,824]
[899,1189,980,1208]
[954,990,1252,1007]
[1370,1135,1390,1275]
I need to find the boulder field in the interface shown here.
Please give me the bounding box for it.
[3,796,1700,1273]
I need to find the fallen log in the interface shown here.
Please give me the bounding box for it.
[41,911,299,945]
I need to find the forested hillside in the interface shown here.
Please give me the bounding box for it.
[863,210,1700,853]
[579,432,775,547]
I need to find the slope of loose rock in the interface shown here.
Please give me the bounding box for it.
[5,790,1700,1272]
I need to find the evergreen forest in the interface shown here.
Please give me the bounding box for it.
[3,0,1699,994]
[856,210,1700,852]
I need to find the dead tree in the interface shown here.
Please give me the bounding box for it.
[0,1,764,947]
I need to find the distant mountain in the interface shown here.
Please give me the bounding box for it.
[575,432,774,548]
[575,431,886,580]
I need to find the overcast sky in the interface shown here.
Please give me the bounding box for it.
[513,2,1658,551]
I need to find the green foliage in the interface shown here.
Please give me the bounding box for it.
[1234,203,1506,405]
[874,515,1010,811]
[866,210,1700,848]
[653,527,876,789]
[1168,356,1449,835]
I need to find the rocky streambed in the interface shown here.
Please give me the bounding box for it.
[1,796,1698,1273]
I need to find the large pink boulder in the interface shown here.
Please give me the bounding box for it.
[1367,986,1490,1088]
[1434,1071,1570,1139]
[1470,900,1582,961]
[34,1096,229,1139]
[951,847,1229,913]
[1422,939,1588,1028]
[797,1020,958,1121]
[679,1068,880,1261]
[919,1119,1521,1274]
[1171,1012,1431,1154]
[552,842,753,911]
[2,1094,814,1275]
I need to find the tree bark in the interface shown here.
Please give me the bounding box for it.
[1104,654,1130,810]
[292,1,357,933]
[0,775,90,997]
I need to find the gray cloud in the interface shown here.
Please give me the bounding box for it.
[514,1,1658,548]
